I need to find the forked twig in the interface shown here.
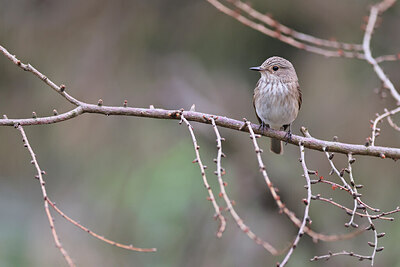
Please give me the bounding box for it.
[362,0,400,103]
[180,114,226,237]
[231,0,362,51]
[16,124,75,267]
[210,117,279,254]
[206,0,400,62]
[370,107,400,146]
[245,121,363,243]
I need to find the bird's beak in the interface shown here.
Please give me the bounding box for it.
[249,66,262,71]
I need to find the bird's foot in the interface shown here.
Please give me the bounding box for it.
[258,122,269,134]
[283,124,292,145]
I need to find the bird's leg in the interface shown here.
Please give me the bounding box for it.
[258,122,269,134]
[283,124,292,145]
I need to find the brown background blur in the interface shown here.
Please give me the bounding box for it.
[1,0,400,266]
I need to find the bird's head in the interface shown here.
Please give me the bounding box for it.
[250,56,298,83]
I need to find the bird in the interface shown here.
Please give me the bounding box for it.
[250,56,302,154]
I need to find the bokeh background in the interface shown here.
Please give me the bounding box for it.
[1,0,400,266]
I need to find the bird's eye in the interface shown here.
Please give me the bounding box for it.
[272,66,279,71]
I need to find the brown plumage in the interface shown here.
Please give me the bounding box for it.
[250,56,302,154]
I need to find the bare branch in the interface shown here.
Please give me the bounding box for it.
[387,116,400,132]
[312,195,397,221]
[347,155,379,266]
[2,105,400,159]
[47,198,156,252]
[311,250,373,262]
[245,121,362,243]
[1,107,83,126]
[362,0,400,103]
[323,150,359,227]
[16,125,75,267]
[210,117,279,255]
[180,114,226,238]
[370,107,400,146]
[206,0,365,59]
[231,0,362,51]
[312,178,379,213]
[279,143,312,266]
[0,45,82,106]
[1,44,400,159]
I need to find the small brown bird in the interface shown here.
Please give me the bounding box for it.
[250,56,302,154]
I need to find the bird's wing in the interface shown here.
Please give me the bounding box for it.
[297,82,302,110]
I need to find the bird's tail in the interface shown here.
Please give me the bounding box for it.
[270,138,283,154]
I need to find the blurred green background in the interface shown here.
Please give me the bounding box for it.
[1,0,400,266]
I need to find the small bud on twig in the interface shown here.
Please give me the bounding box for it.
[377,233,385,238]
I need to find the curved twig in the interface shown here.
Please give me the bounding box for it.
[362,0,400,103]
[279,143,312,266]
[17,125,75,267]
[47,198,157,252]
[211,117,279,254]
[231,0,363,51]
[180,115,226,237]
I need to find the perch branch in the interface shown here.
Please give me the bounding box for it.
[1,44,400,159]
[2,106,400,159]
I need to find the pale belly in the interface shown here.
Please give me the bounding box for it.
[255,82,298,130]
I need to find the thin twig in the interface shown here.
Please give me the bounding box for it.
[207,0,365,59]
[16,125,75,267]
[362,0,400,103]
[245,121,362,243]
[387,116,400,132]
[312,195,397,221]
[324,150,358,227]
[180,114,226,237]
[370,107,400,146]
[0,45,82,106]
[210,117,279,254]
[311,250,372,262]
[347,155,379,266]
[312,178,379,212]
[47,198,156,252]
[232,0,363,51]
[375,53,400,63]
[279,143,312,267]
